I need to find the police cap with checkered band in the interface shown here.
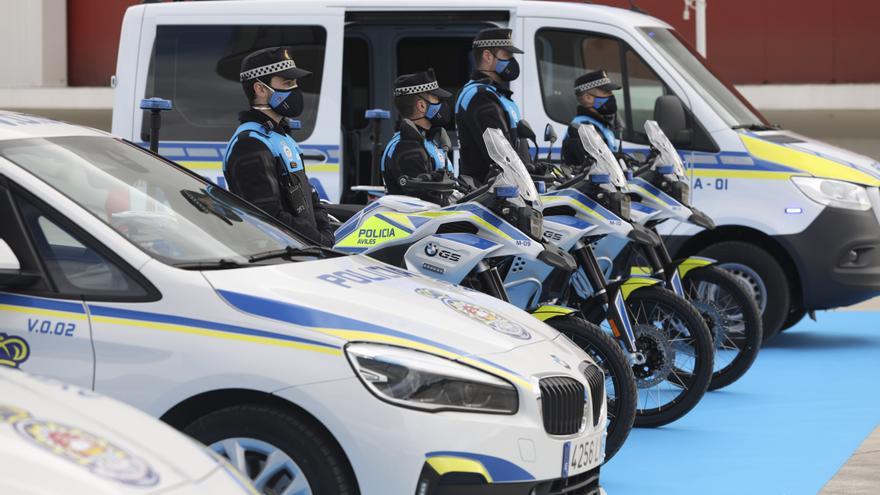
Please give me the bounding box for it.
[472,27,523,54]
[574,70,622,95]
[239,46,312,83]
[393,69,452,98]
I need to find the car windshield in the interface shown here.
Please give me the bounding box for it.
[483,128,542,206]
[578,125,628,190]
[0,136,306,266]
[638,27,769,128]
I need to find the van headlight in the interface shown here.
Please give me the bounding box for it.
[791,177,871,211]
[345,343,518,414]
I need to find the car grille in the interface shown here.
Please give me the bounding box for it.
[583,363,605,427]
[539,376,586,435]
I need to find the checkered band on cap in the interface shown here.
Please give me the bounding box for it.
[575,77,613,94]
[473,39,515,49]
[240,60,297,82]
[394,80,440,97]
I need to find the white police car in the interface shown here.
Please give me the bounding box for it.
[0,367,258,495]
[0,112,606,495]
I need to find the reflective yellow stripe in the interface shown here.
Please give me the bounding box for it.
[620,277,661,300]
[0,305,88,320]
[691,169,794,180]
[740,135,880,186]
[531,305,575,322]
[542,196,605,221]
[334,215,409,248]
[427,456,493,482]
[630,266,652,276]
[91,316,343,356]
[677,257,714,279]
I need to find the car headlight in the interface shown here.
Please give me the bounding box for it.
[345,343,518,414]
[791,177,871,211]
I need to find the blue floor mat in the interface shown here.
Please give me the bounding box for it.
[601,311,880,495]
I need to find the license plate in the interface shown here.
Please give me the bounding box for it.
[561,432,603,478]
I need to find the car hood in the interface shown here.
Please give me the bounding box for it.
[202,255,563,380]
[741,130,880,186]
[0,369,228,495]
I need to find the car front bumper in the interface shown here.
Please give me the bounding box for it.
[275,374,606,495]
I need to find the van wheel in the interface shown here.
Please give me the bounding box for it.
[184,405,359,495]
[699,241,790,341]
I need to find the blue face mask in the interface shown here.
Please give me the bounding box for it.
[493,57,520,82]
[592,96,609,110]
[419,97,451,126]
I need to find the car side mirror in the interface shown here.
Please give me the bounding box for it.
[543,123,557,144]
[653,95,693,147]
[0,239,38,289]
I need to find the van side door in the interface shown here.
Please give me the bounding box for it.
[125,5,345,201]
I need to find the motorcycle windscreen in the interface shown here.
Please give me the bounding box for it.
[644,120,688,180]
[577,124,629,190]
[482,128,542,206]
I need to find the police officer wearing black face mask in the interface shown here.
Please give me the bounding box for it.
[455,28,530,186]
[223,46,334,246]
[561,70,624,167]
[381,69,456,206]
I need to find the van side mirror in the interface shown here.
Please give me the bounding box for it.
[0,239,38,289]
[544,123,558,144]
[653,95,693,147]
[437,128,453,152]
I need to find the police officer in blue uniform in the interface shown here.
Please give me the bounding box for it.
[381,69,455,206]
[455,28,530,185]
[223,46,334,246]
[561,70,623,166]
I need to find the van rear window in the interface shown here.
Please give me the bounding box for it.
[142,25,326,143]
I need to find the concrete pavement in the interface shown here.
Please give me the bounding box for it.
[821,427,880,495]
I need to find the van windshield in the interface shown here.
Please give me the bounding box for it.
[638,28,769,129]
[0,136,306,268]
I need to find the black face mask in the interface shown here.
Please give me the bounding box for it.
[595,94,617,116]
[494,56,520,82]
[420,97,451,127]
[261,81,305,118]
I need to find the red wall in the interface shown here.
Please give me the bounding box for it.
[67,0,880,86]
[67,0,142,86]
[590,0,880,84]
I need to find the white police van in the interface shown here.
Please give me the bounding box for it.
[0,112,606,495]
[110,0,880,337]
[0,367,259,495]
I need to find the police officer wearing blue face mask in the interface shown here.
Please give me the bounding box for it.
[223,46,334,246]
[561,70,624,167]
[381,69,456,206]
[455,28,529,185]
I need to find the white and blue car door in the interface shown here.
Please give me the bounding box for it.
[126,3,345,200]
[0,183,95,387]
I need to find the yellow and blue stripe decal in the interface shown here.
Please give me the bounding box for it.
[86,305,340,355]
[543,214,593,230]
[434,233,498,251]
[0,293,344,360]
[543,189,621,222]
[0,293,87,320]
[446,203,530,242]
[629,178,679,207]
[216,290,533,390]
[334,202,381,241]
[630,201,658,214]
[425,451,534,483]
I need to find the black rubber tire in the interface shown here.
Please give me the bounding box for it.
[699,241,791,341]
[624,286,714,428]
[779,308,807,332]
[545,315,637,462]
[184,404,359,495]
[684,266,763,390]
